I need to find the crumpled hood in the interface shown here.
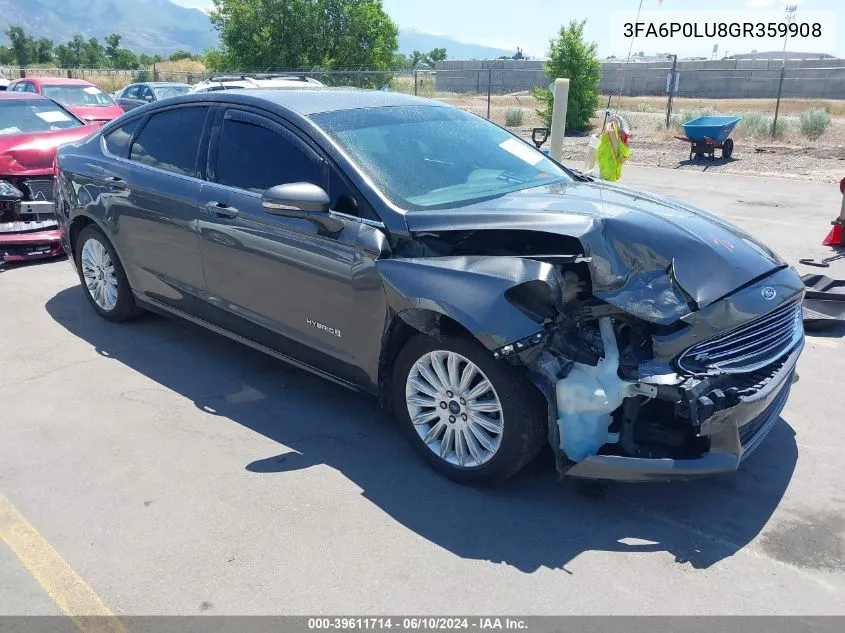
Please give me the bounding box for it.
[0,126,96,175]
[404,179,785,325]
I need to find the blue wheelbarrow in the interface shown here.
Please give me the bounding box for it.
[676,116,741,161]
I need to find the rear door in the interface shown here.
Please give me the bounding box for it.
[103,104,213,313]
[197,107,388,386]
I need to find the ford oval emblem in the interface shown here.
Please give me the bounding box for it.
[761,287,777,300]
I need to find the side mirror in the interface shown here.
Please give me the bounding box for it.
[262,183,343,233]
[144,94,153,102]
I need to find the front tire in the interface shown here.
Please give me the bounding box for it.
[75,225,142,322]
[391,333,547,484]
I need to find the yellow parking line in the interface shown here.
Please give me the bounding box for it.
[806,336,842,349]
[0,493,127,633]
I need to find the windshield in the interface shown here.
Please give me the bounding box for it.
[0,100,83,135]
[153,85,190,99]
[41,84,115,107]
[311,106,571,210]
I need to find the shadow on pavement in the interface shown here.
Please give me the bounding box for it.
[46,286,798,573]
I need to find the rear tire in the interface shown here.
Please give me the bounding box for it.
[721,138,734,159]
[75,224,142,322]
[391,333,547,484]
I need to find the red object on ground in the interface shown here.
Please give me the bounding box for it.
[822,224,844,247]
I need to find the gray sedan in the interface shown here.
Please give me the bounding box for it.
[116,82,191,111]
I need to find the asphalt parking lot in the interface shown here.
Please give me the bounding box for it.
[1,166,845,617]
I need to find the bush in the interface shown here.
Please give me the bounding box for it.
[531,20,600,132]
[799,107,831,138]
[505,107,524,127]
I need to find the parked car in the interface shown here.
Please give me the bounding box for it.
[116,82,191,112]
[55,89,805,484]
[1,93,97,262]
[6,77,124,124]
[188,73,323,93]
[0,76,9,91]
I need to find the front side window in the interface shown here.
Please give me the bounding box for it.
[41,84,115,106]
[24,83,37,93]
[130,107,208,177]
[214,117,321,193]
[122,85,140,100]
[0,99,83,135]
[311,106,572,210]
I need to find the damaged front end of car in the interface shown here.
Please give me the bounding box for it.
[380,219,805,482]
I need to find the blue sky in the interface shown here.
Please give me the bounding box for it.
[172,0,844,59]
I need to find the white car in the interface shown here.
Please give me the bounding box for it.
[0,76,9,91]
[188,74,324,93]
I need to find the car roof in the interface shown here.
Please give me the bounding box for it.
[17,77,99,86]
[145,82,191,88]
[0,92,50,101]
[187,88,442,116]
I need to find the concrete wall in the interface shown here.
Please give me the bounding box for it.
[435,60,547,94]
[436,58,845,99]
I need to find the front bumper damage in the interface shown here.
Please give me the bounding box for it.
[519,266,806,482]
[383,253,805,482]
[1,178,62,262]
[564,343,799,482]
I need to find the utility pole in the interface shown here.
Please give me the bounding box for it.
[665,53,678,128]
[772,4,798,139]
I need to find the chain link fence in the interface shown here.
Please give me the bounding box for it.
[3,62,843,143]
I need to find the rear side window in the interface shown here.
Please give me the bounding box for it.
[130,107,208,177]
[214,118,321,193]
[104,118,143,158]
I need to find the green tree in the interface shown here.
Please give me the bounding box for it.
[54,44,72,68]
[531,20,600,132]
[69,34,86,68]
[0,45,14,65]
[428,47,447,63]
[34,38,54,64]
[209,0,398,70]
[6,26,34,66]
[84,37,104,67]
[114,49,139,69]
[105,34,122,67]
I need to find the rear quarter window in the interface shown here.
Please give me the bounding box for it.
[103,118,143,158]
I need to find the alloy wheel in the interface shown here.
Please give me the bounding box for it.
[405,350,504,468]
[80,237,118,311]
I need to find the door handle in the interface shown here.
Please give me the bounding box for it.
[205,201,239,218]
[104,176,126,189]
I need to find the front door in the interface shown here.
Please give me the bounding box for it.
[197,108,388,387]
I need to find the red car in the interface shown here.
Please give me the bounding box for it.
[6,77,124,124]
[1,93,99,262]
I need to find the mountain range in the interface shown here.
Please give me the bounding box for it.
[0,0,515,60]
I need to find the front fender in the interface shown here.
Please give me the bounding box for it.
[377,256,556,350]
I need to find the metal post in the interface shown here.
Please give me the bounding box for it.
[665,54,678,128]
[414,69,418,96]
[486,65,492,119]
[772,64,786,138]
[773,4,797,139]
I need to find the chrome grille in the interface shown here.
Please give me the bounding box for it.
[678,298,803,374]
[22,177,55,202]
